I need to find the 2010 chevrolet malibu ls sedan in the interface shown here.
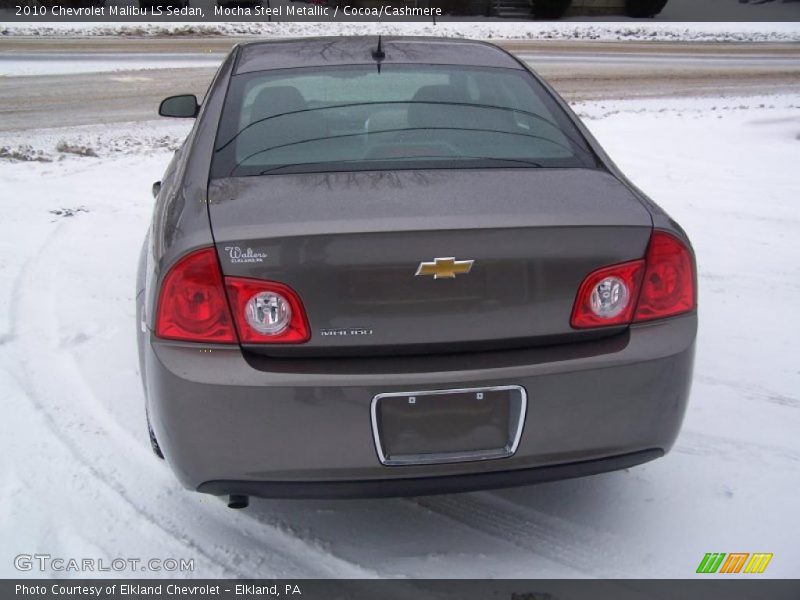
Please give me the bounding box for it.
[136,37,696,507]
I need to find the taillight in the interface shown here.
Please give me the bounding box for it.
[155,248,237,343]
[571,230,695,329]
[635,231,695,322]
[571,260,645,328]
[225,277,310,344]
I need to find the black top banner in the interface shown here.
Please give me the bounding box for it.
[1,0,799,23]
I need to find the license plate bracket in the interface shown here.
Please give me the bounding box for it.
[371,385,527,466]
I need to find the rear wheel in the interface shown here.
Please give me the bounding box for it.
[531,0,572,19]
[146,410,165,459]
[625,0,668,18]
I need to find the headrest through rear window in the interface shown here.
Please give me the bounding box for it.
[249,86,308,124]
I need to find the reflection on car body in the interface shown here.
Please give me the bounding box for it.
[137,37,696,507]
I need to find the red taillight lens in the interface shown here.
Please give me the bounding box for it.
[225,277,310,344]
[571,230,695,329]
[634,231,695,322]
[155,248,237,343]
[571,260,645,329]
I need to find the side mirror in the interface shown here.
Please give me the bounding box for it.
[152,181,161,198]
[159,94,199,118]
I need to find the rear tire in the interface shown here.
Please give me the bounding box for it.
[531,0,572,19]
[624,0,668,18]
[147,411,165,460]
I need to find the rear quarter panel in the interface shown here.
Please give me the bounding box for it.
[142,48,239,331]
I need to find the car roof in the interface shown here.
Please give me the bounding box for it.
[234,36,524,74]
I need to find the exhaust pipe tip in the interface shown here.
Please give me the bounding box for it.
[228,494,249,509]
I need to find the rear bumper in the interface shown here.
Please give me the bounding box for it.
[198,449,663,499]
[144,313,696,497]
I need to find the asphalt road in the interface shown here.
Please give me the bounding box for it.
[0,38,798,132]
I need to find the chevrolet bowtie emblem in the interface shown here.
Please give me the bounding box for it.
[415,257,475,279]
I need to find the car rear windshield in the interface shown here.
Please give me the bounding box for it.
[211,64,597,178]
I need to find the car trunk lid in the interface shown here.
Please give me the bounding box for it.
[207,168,652,356]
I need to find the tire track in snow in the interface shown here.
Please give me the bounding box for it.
[8,214,375,578]
[412,491,660,579]
[6,223,251,577]
[676,429,800,464]
[694,373,800,410]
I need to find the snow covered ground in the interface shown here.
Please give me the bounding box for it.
[3,21,800,43]
[0,93,798,578]
[0,53,224,77]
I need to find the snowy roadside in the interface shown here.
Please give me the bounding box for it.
[0,55,224,78]
[0,120,192,163]
[1,94,796,164]
[3,21,800,43]
[0,93,798,578]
